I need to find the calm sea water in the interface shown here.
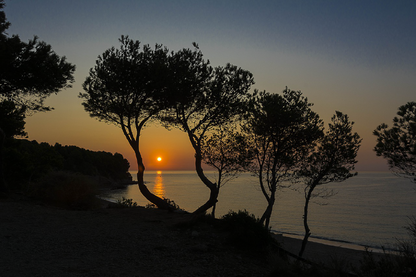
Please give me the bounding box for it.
[101,171,416,250]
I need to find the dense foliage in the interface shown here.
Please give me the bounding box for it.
[0,0,75,116]
[220,210,272,251]
[243,88,323,229]
[0,1,75,113]
[4,139,131,188]
[374,102,416,183]
[0,100,26,138]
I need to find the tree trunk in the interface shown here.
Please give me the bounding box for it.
[211,202,216,217]
[0,128,6,193]
[211,170,224,217]
[192,148,219,214]
[210,184,220,217]
[260,192,275,229]
[299,186,314,258]
[134,150,175,211]
[193,183,219,214]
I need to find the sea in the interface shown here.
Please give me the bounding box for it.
[100,171,416,251]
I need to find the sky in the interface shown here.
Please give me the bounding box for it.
[4,0,416,171]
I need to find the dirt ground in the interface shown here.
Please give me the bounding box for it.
[0,194,279,277]
[0,193,377,276]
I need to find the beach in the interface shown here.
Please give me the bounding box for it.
[0,194,377,276]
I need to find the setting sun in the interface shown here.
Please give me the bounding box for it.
[157,157,162,162]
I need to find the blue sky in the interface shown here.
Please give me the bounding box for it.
[4,0,416,171]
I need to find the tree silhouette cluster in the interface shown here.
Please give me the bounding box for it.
[80,36,255,211]
[80,36,363,256]
[4,139,131,185]
[4,139,131,187]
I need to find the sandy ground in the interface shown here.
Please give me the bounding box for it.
[0,194,377,276]
[274,235,373,271]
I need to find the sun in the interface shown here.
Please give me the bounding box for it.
[157,157,162,162]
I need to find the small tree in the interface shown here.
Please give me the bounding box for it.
[244,88,323,229]
[0,0,75,191]
[201,124,253,217]
[161,45,254,214]
[374,102,416,183]
[296,111,361,258]
[80,36,174,210]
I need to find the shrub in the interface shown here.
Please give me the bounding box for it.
[163,197,181,210]
[145,197,181,210]
[220,209,272,250]
[27,171,99,210]
[114,197,138,208]
[359,218,416,276]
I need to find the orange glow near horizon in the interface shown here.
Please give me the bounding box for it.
[153,171,165,198]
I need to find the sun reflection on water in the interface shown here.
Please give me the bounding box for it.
[153,171,165,198]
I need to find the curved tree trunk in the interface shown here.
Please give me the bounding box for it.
[260,191,275,229]
[0,128,6,193]
[134,149,175,211]
[299,186,314,258]
[211,202,217,217]
[192,148,219,214]
[193,185,219,214]
[211,184,220,217]
[120,120,176,211]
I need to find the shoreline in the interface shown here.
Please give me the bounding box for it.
[274,234,384,271]
[274,231,386,253]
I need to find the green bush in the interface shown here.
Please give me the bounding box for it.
[27,171,99,210]
[220,209,272,250]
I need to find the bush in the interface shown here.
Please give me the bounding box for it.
[145,197,181,210]
[359,218,416,276]
[114,197,138,208]
[220,210,272,251]
[27,171,99,210]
